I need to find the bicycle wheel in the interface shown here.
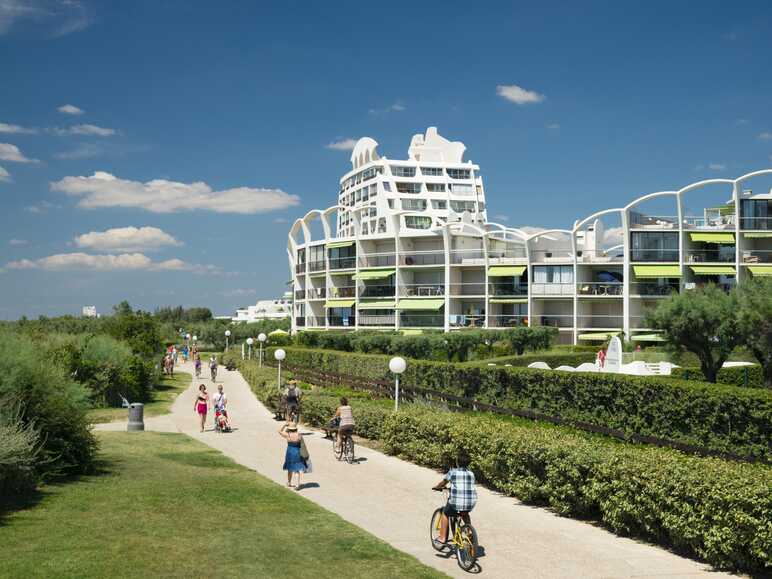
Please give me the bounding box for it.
[456,522,478,571]
[429,508,445,551]
[345,436,355,464]
[333,436,343,461]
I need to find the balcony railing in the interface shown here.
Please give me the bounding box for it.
[328,315,355,327]
[487,251,527,264]
[535,314,573,328]
[295,317,306,327]
[530,249,573,262]
[306,316,325,327]
[358,314,396,327]
[329,256,356,270]
[741,250,772,264]
[400,251,445,266]
[630,282,679,296]
[629,215,678,229]
[294,290,306,300]
[359,284,395,298]
[358,253,396,268]
[488,315,528,328]
[449,314,486,328]
[309,260,326,272]
[450,249,485,265]
[327,286,356,298]
[683,215,735,229]
[306,288,326,299]
[685,250,735,263]
[400,314,444,327]
[295,263,306,274]
[576,282,623,296]
[531,283,574,296]
[398,283,444,297]
[740,216,772,230]
[630,249,679,262]
[577,250,623,263]
[449,282,486,296]
[488,284,528,297]
[576,314,623,329]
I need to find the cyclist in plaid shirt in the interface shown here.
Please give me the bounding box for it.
[432,451,477,546]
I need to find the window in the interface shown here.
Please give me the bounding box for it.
[378,218,387,233]
[362,223,368,235]
[296,248,306,264]
[449,183,474,195]
[396,182,422,194]
[391,166,416,177]
[431,200,447,210]
[533,266,573,283]
[478,202,486,211]
[361,189,369,203]
[382,181,392,192]
[421,167,443,176]
[741,199,772,230]
[362,167,377,181]
[355,189,362,203]
[405,216,432,229]
[447,168,471,180]
[450,200,476,213]
[426,183,446,192]
[401,198,427,211]
[369,183,377,196]
[387,199,395,209]
[631,232,679,261]
[309,245,325,262]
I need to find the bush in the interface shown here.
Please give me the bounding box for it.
[670,365,765,389]
[267,347,772,460]
[0,404,40,500]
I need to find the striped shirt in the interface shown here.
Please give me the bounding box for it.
[445,468,477,512]
[339,405,354,428]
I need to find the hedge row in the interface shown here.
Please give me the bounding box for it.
[267,347,772,461]
[471,351,595,368]
[671,365,765,389]
[234,358,772,572]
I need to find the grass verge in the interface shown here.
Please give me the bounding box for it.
[0,431,444,579]
[86,372,191,424]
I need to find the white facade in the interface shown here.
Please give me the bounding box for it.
[82,305,98,318]
[232,294,292,323]
[287,127,772,343]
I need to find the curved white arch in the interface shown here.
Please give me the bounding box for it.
[676,178,733,197]
[734,168,772,184]
[572,208,624,233]
[624,191,678,211]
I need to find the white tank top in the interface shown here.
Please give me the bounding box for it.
[339,405,354,427]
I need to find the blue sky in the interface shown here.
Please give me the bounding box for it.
[1,0,771,319]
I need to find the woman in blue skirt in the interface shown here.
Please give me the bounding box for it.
[279,422,306,489]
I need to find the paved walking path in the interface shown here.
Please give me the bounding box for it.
[97,363,736,579]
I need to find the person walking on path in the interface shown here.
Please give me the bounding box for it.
[332,397,354,452]
[279,422,307,489]
[194,384,209,432]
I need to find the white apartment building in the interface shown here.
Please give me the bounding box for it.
[82,305,98,318]
[232,293,292,323]
[287,127,772,344]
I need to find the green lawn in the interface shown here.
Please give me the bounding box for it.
[0,432,444,579]
[86,372,191,424]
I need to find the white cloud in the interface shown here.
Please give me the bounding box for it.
[758,132,772,141]
[220,288,257,297]
[368,101,406,115]
[0,0,35,34]
[0,122,36,134]
[546,123,560,130]
[325,138,357,151]
[50,124,116,137]
[53,143,102,160]
[492,214,510,222]
[518,225,548,236]
[74,226,182,253]
[51,171,300,214]
[273,217,289,224]
[0,165,9,182]
[496,84,545,105]
[24,200,58,213]
[5,252,220,274]
[8,238,27,246]
[0,0,92,36]
[735,118,749,125]
[603,226,624,246]
[708,163,726,171]
[0,143,38,163]
[58,104,84,115]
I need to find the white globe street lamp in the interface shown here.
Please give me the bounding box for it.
[225,329,231,351]
[257,332,267,368]
[389,356,407,411]
[192,335,198,343]
[246,337,254,360]
[274,348,286,389]
[186,333,191,341]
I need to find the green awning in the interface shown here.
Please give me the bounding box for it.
[308,271,327,278]
[352,268,395,280]
[690,265,736,275]
[326,240,355,249]
[488,265,526,277]
[324,299,355,308]
[749,266,772,277]
[396,298,445,311]
[489,298,528,304]
[357,300,396,310]
[631,333,666,342]
[689,232,735,243]
[578,332,618,341]
[401,329,424,335]
[633,265,681,278]
[744,232,772,238]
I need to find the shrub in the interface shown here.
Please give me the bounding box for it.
[267,347,772,460]
[0,404,40,500]
[670,365,765,389]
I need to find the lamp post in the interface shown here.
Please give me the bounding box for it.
[225,329,231,351]
[192,335,197,343]
[274,348,286,390]
[246,337,254,360]
[389,356,407,411]
[258,333,267,368]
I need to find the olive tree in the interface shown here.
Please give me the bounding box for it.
[735,277,772,387]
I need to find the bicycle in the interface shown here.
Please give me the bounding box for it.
[429,488,479,571]
[210,365,217,382]
[333,428,355,464]
[195,364,201,379]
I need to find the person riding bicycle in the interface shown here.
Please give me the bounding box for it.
[284,379,302,421]
[331,397,354,452]
[432,451,477,548]
[194,354,202,377]
[209,356,218,381]
[212,384,230,429]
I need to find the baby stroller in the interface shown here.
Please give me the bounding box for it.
[214,408,230,433]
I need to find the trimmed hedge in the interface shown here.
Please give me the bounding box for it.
[267,347,772,461]
[233,356,772,572]
[671,365,765,389]
[472,351,595,368]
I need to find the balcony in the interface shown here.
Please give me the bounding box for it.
[450,249,485,265]
[400,314,444,327]
[449,282,486,296]
[685,249,735,263]
[629,214,678,229]
[535,314,573,328]
[741,250,772,264]
[359,284,395,298]
[328,315,355,327]
[400,251,445,266]
[487,250,527,264]
[295,317,306,327]
[308,260,326,273]
[576,282,623,296]
[576,314,623,329]
[530,249,573,262]
[358,253,396,268]
[740,216,772,230]
[683,215,735,230]
[328,286,356,298]
[295,263,306,274]
[449,314,486,328]
[306,288,326,299]
[488,283,528,297]
[358,314,396,327]
[630,282,679,296]
[488,315,528,328]
[531,283,574,296]
[329,256,356,270]
[306,316,325,327]
[399,283,444,297]
[630,249,679,262]
[577,250,623,264]
[294,290,306,300]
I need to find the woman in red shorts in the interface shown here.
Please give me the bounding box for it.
[193,383,209,432]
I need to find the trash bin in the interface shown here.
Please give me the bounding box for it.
[127,402,145,431]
